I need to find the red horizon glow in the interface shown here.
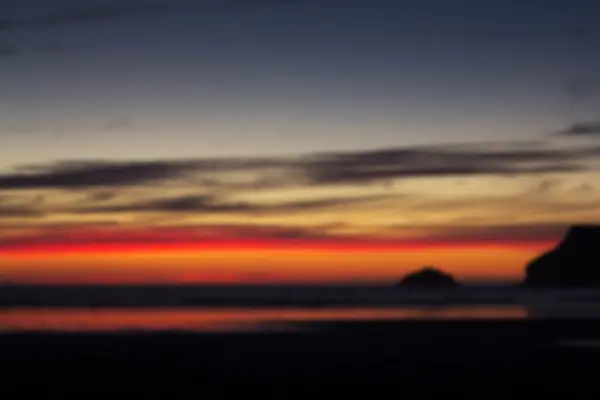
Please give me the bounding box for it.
[0,232,560,284]
[0,237,556,256]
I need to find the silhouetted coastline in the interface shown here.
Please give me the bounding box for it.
[524,225,600,287]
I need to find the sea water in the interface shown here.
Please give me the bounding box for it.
[1,285,599,332]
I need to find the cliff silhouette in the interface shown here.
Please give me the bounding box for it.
[524,225,600,287]
[397,267,458,288]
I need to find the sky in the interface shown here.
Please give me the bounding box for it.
[1,0,600,284]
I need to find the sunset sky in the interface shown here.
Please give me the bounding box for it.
[1,0,600,284]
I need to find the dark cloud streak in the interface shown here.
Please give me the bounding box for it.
[0,143,599,191]
[29,3,173,27]
[392,224,569,244]
[0,0,305,32]
[0,223,332,248]
[0,206,45,218]
[303,144,600,185]
[0,221,571,250]
[0,1,182,31]
[73,194,387,215]
[0,161,201,190]
[558,122,600,136]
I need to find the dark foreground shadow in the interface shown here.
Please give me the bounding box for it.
[2,319,600,398]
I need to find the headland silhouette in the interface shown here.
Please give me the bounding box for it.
[524,224,600,287]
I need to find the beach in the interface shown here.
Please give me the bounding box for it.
[2,285,600,397]
[2,319,600,397]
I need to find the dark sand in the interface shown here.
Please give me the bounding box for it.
[2,319,600,398]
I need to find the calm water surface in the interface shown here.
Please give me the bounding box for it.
[0,306,527,332]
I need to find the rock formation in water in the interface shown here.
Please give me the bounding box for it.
[397,267,458,288]
[524,225,600,287]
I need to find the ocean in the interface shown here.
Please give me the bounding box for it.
[1,285,600,332]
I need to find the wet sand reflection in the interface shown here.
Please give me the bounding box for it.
[0,306,527,332]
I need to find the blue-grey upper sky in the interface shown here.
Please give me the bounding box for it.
[1,0,600,166]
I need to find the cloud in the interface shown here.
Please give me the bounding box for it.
[558,122,600,136]
[402,195,600,218]
[83,195,238,213]
[30,4,171,27]
[0,0,303,32]
[267,195,387,212]
[0,220,122,233]
[302,144,600,186]
[393,224,569,244]
[0,2,183,57]
[1,142,599,192]
[1,2,182,31]
[0,156,294,191]
[73,193,387,215]
[0,206,45,218]
[0,221,571,252]
[86,190,119,202]
[0,160,202,190]
[0,223,332,249]
[531,179,561,195]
